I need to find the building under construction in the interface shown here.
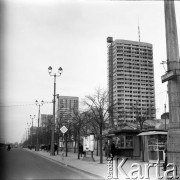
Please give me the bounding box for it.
[107,37,156,125]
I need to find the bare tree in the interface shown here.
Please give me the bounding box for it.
[133,101,155,130]
[72,110,87,159]
[83,111,100,156]
[83,87,111,164]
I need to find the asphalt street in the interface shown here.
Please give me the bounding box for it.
[0,148,99,180]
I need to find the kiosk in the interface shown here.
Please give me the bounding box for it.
[137,130,167,163]
[106,129,141,159]
[83,133,95,161]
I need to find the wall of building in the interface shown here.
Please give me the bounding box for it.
[107,38,156,123]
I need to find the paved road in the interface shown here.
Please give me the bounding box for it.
[0,148,99,180]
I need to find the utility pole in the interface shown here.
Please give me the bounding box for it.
[30,115,35,148]
[35,101,44,151]
[48,66,63,156]
[164,0,180,177]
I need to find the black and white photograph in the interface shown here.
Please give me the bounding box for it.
[0,0,180,179]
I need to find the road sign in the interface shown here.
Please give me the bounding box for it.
[60,126,68,134]
[161,70,176,83]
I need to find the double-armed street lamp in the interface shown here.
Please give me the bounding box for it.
[48,66,63,156]
[35,100,44,151]
[30,115,36,148]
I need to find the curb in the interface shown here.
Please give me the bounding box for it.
[24,149,106,179]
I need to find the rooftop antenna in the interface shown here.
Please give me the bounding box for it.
[138,17,141,42]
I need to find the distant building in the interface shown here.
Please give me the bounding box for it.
[30,126,37,135]
[56,95,79,124]
[107,37,156,125]
[41,114,53,127]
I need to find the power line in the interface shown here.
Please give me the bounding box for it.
[155,90,167,97]
[0,104,35,108]
[0,101,52,108]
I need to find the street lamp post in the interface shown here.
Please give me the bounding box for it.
[48,66,63,156]
[35,100,44,151]
[27,122,31,144]
[30,115,36,148]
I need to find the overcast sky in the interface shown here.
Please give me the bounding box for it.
[1,0,180,143]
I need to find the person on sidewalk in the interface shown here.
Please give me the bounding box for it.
[7,144,11,151]
[103,142,110,158]
[79,143,83,157]
[110,141,116,158]
[54,144,58,155]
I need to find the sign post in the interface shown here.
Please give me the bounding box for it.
[161,70,176,83]
[60,126,68,160]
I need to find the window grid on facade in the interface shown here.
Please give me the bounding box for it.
[107,38,156,123]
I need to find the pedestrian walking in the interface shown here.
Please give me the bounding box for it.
[7,144,11,151]
[103,142,110,157]
[110,141,116,158]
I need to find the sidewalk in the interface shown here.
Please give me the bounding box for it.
[25,148,108,179]
[25,148,166,180]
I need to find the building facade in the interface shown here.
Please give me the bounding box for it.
[56,95,79,125]
[41,114,53,127]
[30,126,38,135]
[40,114,53,145]
[107,37,156,124]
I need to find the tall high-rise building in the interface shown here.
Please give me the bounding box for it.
[56,95,79,124]
[107,37,156,124]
